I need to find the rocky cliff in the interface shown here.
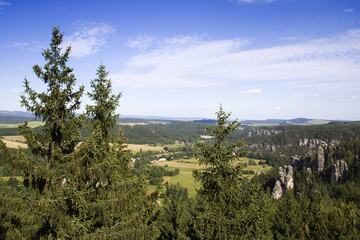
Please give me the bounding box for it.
[272,140,348,199]
[248,128,285,137]
[271,165,294,199]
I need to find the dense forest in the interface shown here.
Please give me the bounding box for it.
[1,27,360,239]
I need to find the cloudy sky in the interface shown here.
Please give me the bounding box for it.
[0,0,359,120]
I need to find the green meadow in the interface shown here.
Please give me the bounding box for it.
[151,157,272,198]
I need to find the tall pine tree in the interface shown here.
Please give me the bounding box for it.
[66,63,157,238]
[0,27,157,239]
[19,26,84,193]
[193,106,272,239]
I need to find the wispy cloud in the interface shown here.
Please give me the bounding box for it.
[62,22,115,58]
[344,8,354,13]
[126,35,154,52]
[239,89,263,94]
[273,106,282,110]
[0,1,9,6]
[6,41,45,52]
[0,0,10,13]
[7,42,29,48]
[112,29,360,91]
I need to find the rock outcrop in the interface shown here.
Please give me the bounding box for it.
[315,141,339,173]
[298,138,320,148]
[248,128,284,137]
[332,160,348,182]
[317,142,326,172]
[271,165,294,199]
[271,181,283,200]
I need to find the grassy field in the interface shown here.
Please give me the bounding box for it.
[0,121,44,128]
[125,144,164,152]
[1,136,28,149]
[163,172,200,198]
[0,176,23,181]
[119,121,169,127]
[151,157,272,198]
[307,119,330,125]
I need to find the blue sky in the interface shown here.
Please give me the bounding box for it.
[0,0,360,120]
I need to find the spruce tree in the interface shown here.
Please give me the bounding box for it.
[0,26,86,238]
[0,27,157,239]
[193,106,272,239]
[19,26,84,192]
[65,63,158,238]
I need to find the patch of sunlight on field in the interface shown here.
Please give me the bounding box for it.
[1,139,28,149]
[0,121,44,128]
[125,144,164,152]
[152,159,205,170]
[164,172,200,198]
[0,176,23,181]
[152,156,273,198]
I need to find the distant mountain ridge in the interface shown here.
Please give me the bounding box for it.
[0,110,348,125]
[0,110,35,118]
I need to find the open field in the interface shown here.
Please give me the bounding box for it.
[125,142,186,153]
[151,157,272,198]
[3,135,26,142]
[0,176,23,182]
[152,159,206,170]
[200,135,214,139]
[163,172,200,198]
[119,121,169,127]
[307,119,330,125]
[125,144,164,152]
[0,121,44,128]
[1,136,28,149]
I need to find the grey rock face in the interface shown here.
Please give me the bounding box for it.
[298,138,320,148]
[332,160,348,182]
[316,141,327,172]
[272,165,294,199]
[271,180,283,199]
[248,128,284,137]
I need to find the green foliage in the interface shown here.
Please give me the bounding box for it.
[0,27,157,239]
[154,183,194,240]
[192,106,272,239]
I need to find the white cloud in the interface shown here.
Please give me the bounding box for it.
[7,42,29,48]
[344,8,354,13]
[0,1,9,13]
[62,22,115,58]
[239,89,263,94]
[126,35,154,52]
[273,106,282,110]
[111,29,360,91]
[0,1,9,7]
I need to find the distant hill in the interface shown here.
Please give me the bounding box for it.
[0,110,349,125]
[0,111,37,123]
[242,118,341,126]
[0,110,34,118]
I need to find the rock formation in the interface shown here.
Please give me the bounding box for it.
[271,181,283,200]
[317,142,326,172]
[315,141,339,173]
[332,160,348,182]
[248,128,284,137]
[298,138,320,148]
[271,165,294,199]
